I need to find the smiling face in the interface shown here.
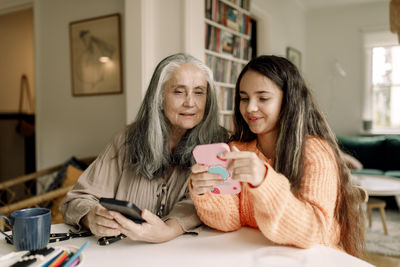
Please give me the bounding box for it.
[239,70,283,139]
[163,63,208,135]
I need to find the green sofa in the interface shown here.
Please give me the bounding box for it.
[337,135,400,178]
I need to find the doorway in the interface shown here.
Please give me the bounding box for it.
[0,7,35,186]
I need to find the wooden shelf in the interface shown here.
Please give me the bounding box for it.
[219,0,250,15]
[205,18,250,40]
[205,49,248,64]
[215,81,236,88]
[220,110,234,115]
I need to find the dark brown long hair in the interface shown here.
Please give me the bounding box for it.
[231,55,364,257]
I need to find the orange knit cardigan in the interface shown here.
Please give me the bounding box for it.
[190,137,343,251]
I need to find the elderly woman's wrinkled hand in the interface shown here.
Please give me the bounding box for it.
[110,209,183,243]
[82,204,121,237]
[190,163,224,195]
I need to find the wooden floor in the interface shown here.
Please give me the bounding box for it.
[362,253,400,267]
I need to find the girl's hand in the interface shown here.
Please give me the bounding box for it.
[190,163,224,195]
[110,209,184,243]
[223,146,266,187]
[82,204,121,237]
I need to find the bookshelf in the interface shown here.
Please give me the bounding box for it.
[204,0,252,131]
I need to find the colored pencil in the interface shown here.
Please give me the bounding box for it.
[42,250,65,267]
[61,241,89,267]
[49,251,68,267]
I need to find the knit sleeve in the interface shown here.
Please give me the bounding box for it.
[248,137,340,248]
[189,185,241,232]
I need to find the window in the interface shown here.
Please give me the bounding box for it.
[363,30,400,133]
[372,46,400,129]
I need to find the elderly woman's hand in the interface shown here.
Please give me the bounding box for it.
[82,204,121,237]
[110,209,184,243]
[190,163,224,195]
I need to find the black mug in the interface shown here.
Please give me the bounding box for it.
[0,208,51,251]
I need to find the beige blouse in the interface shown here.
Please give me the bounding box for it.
[61,129,201,232]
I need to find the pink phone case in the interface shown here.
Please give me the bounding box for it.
[192,143,241,195]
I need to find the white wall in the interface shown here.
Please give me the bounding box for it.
[34,0,126,169]
[251,0,306,64]
[306,1,390,135]
[125,0,184,124]
[33,0,204,168]
[125,0,204,124]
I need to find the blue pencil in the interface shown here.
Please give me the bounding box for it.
[62,241,89,267]
[42,250,65,267]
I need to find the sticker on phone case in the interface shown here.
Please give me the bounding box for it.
[193,143,241,195]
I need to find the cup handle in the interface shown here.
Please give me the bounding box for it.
[0,215,13,244]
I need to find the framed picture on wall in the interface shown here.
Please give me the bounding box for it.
[69,13,122,96]
[286,47,301,71]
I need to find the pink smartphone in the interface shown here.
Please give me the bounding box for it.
[192,143,241,195]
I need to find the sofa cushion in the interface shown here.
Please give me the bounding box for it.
[51,165,84,224]
[337,136,386,170]
[46,157,88,193]
[351,169,385,176]
[385,136,400,171]
[385,170,400,178]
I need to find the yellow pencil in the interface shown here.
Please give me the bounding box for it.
[48,251,68,267]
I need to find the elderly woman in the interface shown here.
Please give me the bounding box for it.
[62,53,228,243]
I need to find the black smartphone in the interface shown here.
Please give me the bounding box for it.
[99,198,145,223]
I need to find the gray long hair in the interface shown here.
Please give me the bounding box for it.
[126,53,228,179]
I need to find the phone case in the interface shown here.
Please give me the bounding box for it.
[192,143,241,195]
[99,198,144,223]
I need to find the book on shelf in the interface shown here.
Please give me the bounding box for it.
[226,6,239,31]
[207,26,248,59]
[240,0,250,10]
[221,31,234,54]
[241,13,250,34]
[206,0,251,35]
[205,24,210,50]
[220,114,234,131]
[205,55,245,85]
[218,86,234,111]
[232,36,240,58]
[226,0,250,10]
[205,0,212,19]
[230,61,243,84]
[240,38,251,60]
[225,60,233,83]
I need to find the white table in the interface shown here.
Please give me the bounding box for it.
[0,224,373,267]
[352,173,400,209]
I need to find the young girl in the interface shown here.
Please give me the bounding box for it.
[190,55,364,257]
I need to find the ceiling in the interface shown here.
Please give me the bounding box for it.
[298,0,389,10]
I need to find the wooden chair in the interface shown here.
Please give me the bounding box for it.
[0,156,95,231]
[354,186,368,232]
[354,185,388,235]
[367,197,388,235]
